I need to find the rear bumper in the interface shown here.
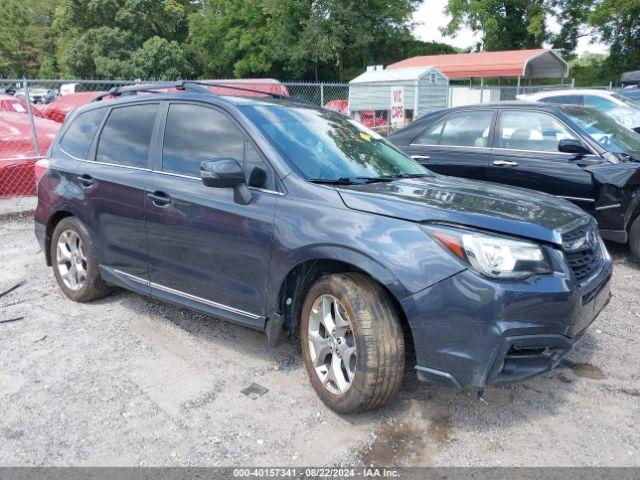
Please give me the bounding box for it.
[402,260,612,389]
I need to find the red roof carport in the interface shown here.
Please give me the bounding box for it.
[387,49,568,80]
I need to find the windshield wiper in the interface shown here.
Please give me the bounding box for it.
[393,173,430,179]
[309,174,429,186]
[354,176,395,183]
[308,177,357,185]
[309,176,393,185]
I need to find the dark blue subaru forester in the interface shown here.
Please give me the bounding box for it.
[35,82,612,413]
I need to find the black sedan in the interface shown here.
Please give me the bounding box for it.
[388,102,640,259]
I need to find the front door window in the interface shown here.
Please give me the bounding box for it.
[498,111,584,153]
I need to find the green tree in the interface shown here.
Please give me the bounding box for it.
[189,0,428,82]
[549,0,594,58]
[299,0,422,81]
[129,36,188,80]
[569,53,615,86]
[444,0,549,51]
[0,0,58,77]
[189,0,277,78]
[52,0,194,78]
[589,0,640,76]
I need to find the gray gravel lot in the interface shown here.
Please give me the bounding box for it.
[0,212,639,467]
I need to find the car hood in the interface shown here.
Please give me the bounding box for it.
[337,175,589,245]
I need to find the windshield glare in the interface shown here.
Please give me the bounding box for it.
[562,106,640,155]
[240,105,429,182]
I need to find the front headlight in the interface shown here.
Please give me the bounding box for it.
[422,224,552,279]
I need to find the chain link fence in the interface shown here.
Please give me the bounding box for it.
[0,77,619,210]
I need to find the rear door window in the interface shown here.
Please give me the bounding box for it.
[414,110,493,148]
[59,108,107,159]
[96,104,159,168]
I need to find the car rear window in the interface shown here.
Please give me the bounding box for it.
[96,104,159,168]
[59,108,107,159]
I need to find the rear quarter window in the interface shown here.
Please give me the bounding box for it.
[59,108,107,159]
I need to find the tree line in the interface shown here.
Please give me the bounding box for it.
[0,0,637,83]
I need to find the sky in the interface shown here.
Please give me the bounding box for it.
[412,0,609,56]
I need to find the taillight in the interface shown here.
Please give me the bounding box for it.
[34,158,50,188]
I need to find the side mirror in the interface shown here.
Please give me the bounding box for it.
[558,139,590,156]
[200,158,252,204]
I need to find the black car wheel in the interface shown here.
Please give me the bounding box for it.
[300,273,405,413]
[51,217,111,302]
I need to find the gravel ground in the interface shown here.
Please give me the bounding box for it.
[0,212,639,467]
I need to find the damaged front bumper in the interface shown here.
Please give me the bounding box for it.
[401,254,612,389]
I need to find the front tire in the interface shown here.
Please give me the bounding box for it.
[51,217,111,302]
[630,215,640,261]
[300,273,405,413]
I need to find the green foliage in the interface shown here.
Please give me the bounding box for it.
[188,0,278,78]
[444,0,550,51]
[589,0,640,77]
[548,0,594,59]
[569,53,615,86]
[52,0,194,78]
[0,0,58,77]
[296,0,423,81]
[5,0,628,84]
[189,0,424,81]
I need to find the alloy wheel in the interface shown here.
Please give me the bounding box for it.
[56,230,88,291]
[307,294,357,395]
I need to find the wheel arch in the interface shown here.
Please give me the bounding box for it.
[267,248,414,350]
[44,210,76,266]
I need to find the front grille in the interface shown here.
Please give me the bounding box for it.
[562,222,601,283]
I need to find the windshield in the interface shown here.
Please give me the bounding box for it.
[240,104,429,182]
[612,93,640,110]
[562,106,640,155]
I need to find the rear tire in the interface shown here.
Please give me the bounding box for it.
[51,217,111,302]
[300,273,405,413]
[630,215,640,261]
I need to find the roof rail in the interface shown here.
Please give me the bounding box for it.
[92,81,211,101]
[91,80,315,107]
[193,81,290,99]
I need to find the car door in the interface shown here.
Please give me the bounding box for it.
[145,101,278,328]
[488,109,598,213]
[404,109,495,181]
[73,102,159,286]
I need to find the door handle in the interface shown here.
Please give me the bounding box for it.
[411,155,430,161]
[76,174,95,187]
[147,191,171,206]
[492,160,518,167]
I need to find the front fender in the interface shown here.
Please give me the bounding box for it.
[269,243,407,304]
[266,189,467,318]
